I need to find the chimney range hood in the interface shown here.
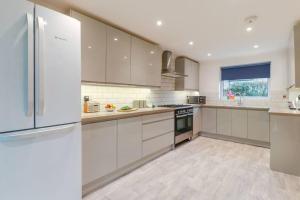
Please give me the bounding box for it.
[161,51,187,78]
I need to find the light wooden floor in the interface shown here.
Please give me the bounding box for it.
[84,137,300,200]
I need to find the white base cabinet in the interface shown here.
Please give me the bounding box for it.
[217,109,231,136]
[82,112,175,187]
[202,107,270,143]
[193,107,202,137]
[247,111,270,142]
[117,117,142,168]
[231,110,248,139]
[82,121,117,185]
[202,108,217,134]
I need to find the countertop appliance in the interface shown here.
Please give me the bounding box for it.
[187,96,206,104]
[159,104,193,145]
[0,2,81,200]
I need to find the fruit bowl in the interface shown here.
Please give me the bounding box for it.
[105,104,116,112]
[105,107,115,112]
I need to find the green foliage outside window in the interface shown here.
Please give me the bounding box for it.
[222,78,269,97]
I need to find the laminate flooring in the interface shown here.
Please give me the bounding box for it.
[84,137,300,200]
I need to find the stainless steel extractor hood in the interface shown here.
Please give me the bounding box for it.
[161,51,187,78]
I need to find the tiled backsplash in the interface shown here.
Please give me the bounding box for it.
[81,76,199,110]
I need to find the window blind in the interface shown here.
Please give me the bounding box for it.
[221,62,271,81]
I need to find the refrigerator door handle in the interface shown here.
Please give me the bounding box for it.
[0,124,76,141]
[26,13,34,117]
[36,16,45,115]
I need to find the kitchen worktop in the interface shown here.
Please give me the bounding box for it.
[196,104,270,111]
[81,107,175,125]
[269,107,300,116]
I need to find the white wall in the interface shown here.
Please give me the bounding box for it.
[199,49,288,106]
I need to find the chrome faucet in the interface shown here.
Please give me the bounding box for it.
[235,92,243,106]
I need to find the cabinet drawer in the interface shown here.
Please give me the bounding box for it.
[143,132,174,157]
[142,112,174,124]
[143,119,174,140]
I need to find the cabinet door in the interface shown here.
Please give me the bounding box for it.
[193,107,201,136]
[106,27,131,84]
[131,37,162,87]
[0,1,34,133]
[70,11,106,83]
[247,111,270,142]
[131,37,148,85]
[117,117,142,168]
[202,108,217,133]
[231,110,247,138]
[82,121,117,185]
[217,109,231,136]
[193,62,199,90]
[184,59,194,90]
[146,45,162,86]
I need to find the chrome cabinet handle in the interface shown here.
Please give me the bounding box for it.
[36,16,45,115]
[26,13,34,117]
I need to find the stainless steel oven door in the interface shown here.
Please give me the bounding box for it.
[187,114,193,131]
[175,114,188,135]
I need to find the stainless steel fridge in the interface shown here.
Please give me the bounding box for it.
[0,1,81,199]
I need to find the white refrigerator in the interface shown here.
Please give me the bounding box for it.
[0,1,82,200]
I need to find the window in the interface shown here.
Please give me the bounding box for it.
[221,62,271,98]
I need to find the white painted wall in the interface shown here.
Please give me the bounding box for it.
[199,49,288,105]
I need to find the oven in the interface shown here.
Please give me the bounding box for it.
[175,107,193,144]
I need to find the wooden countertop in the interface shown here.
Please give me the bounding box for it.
[269,107,300,116]
[81,107,175,125]
[200,104,269,111]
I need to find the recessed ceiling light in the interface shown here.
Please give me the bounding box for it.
[246,26,253,32]
[189,41,194,46]
[207,53,212,57]
[253,44,259,49]
[88,46,92,49]
[156,20,163,26]
[113,38,118,41]
[150,50,155,54]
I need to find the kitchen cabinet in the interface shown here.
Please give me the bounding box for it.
[142,112,174,157]
[131,37,162,87]
[117,117,142,168]
[287,22,300,88]
[247,111,269,142]
[106,26,131,84]
[175,57,199,91]
[193,107,201,137]
[231,110,248,138]
[202,108,217,133]
[270,114,300,176]
[217,109,231,136]
[70,10,106,83]
[82,121,117,185]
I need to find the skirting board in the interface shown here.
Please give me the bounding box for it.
[83,145,173,196]
[200,132,270,148]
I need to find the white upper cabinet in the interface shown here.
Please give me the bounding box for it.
[131,37,162,87]
[70,10,106,83]
[106,26,131,84]
[288,22,300,88]
[175,57,199,91]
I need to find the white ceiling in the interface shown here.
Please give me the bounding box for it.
[40,0,300,61]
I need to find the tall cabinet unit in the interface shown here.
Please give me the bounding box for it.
[175,57,199,91]
[131,37,162,86]
[106,26,131,84]
[287,22,300,88]
[70,10,107,83]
